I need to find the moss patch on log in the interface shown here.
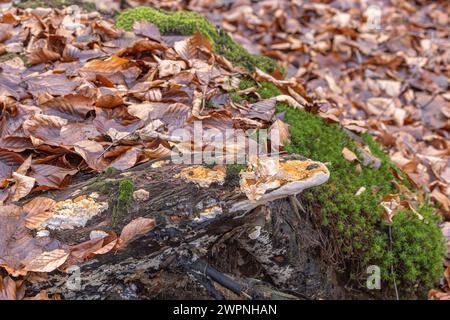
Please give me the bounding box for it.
[233,81,445,298]
[112,178,134,226]
[115,7,280,73]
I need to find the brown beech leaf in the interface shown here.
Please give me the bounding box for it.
[126,102,162,121]
[174,31,213,62]
[63,231,117,268]
[142,144,172,159]
[27,48,60,65]
[39,94,95,121]
[23,196,56,229]
[0,137,33,152]
[73,140,109,171]
[430,188,450,212]
[80,55,129,73]
[95,87,123,108]
[23,114,68,144]
[15,155,31,176]
[63,44,106,62]
[243,98,276,121]
[30,164,77,190]
[110,147,139,171]
[9,172,35,202]
[116,217,156,250]
[0,276,25,300]
[269,119,290,146]
[342,147,358,162]
[157,59,186,78]
[23,249,69,273]
[0,150,24,184]
[0,204,65,276]
[133,21,162,42]
[25,73,80,97]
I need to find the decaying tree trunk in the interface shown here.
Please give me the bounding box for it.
[27,158,346,300]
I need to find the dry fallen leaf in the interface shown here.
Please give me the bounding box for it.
[116,217,156,250]
[23,249,70,273]
[0,276,25,300]
[342,147,358,162]
[23,197,56,229]
[9,172,35,202]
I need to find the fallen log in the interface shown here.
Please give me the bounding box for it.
[26,156,345,299]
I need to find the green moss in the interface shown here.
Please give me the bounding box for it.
[225,164,246,188]
[112,178,134,226]
[101,167,120,178]
[88,179,116,195]
[257,82,280,99]
[0,53,18,63]
[115,7,281,73]
[238,79,258,90]
[390,209,445,297]
[232,81,445,297]
[0,52,31,67]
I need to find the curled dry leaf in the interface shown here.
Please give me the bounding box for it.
[62,231,117,269]
[110,147,139,171]
[73,140,109,171]
[0,276,25,300]
[157,59,187,78]
[27,48,60,65]
[23,249,69,273]
[342,147,358,162]
[30,164,78,190]
[9,172,35,202]
[269,119,290,146]
[133,21,161,42]
[0,150,24,185]
[0,204,66,276]
[116,217,156,250]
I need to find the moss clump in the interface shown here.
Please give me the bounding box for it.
[390,209,445,294]
[112,178,134,226]
[115,7,280,73]
[233,81,445,297]
[225,164,246,188]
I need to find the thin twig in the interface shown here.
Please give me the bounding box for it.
[97,131,135,159]
[388,225,400,300]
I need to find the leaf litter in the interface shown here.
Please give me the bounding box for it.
[0,1,449,299]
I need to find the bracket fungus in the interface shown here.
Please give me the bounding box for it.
[232,156,330,212]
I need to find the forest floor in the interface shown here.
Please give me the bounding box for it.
[0,0,449,300]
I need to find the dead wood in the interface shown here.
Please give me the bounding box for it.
[25,159,345,300]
